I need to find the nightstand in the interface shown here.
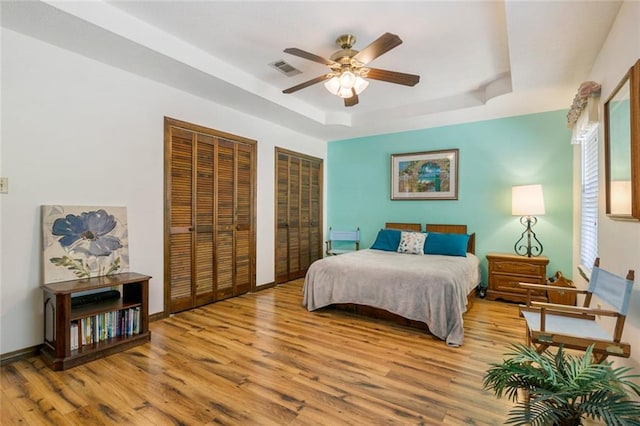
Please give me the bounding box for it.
[486,252,549,303]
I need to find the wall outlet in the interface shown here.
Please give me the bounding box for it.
[0,177,8,194]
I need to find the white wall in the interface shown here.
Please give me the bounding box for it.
[573,1,640,365]
[0,29,326,355]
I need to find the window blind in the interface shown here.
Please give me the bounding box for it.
[580,126,598,269]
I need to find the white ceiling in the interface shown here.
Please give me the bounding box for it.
[1,0,622,140]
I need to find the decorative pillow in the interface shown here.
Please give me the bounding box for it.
[397,231,426,255]
[424,232,470,257]
[370,229,402,251]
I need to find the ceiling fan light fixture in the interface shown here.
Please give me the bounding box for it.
[282,32,420,107]
[323,76,341,95]
[337,86,354,98]
[339,70,356,89]
[353,76,369,95]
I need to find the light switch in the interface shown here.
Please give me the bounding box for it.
[0,177,8,194]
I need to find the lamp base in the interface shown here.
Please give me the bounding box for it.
[514,216,543,257]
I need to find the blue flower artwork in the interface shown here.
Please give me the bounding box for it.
[42,206,129,283]
[52,209,123,256]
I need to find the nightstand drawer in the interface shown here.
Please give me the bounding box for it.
[490,260,545,277]
[491,275,546,297]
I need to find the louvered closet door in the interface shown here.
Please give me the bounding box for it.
[214,141,253,300]
[169,127,195,312]
[298,159,312,274]
[288,157,301,278]
[309,160,322,263]
[166,118,256,314]
[274,148,323,284]
[194,134,215,307]
[275,152,290,283]
[234,143,253,295]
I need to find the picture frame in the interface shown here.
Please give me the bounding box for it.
[391,149,459,200]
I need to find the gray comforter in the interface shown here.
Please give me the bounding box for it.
[302,249,481,346]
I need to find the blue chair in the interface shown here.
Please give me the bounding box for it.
[519,258,634,363]
[325,227,360,256]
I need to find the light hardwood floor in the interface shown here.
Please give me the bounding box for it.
[2,279,527,425]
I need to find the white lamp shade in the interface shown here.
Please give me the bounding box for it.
[325,71,369,98]
[512,184,545,216]
[337,86,353,98]
[339,71,356,89]
[324,77,340,95]
[610,180,632,215]
[353,76,369,95]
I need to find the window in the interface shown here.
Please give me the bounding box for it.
[580,126,598,270]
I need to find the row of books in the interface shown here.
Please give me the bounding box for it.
[70,307,141,350]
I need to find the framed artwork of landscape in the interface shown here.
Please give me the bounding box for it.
[391,149,459,200]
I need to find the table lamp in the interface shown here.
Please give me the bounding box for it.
[512,184,545,257]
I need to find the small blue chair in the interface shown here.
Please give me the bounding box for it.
[325,227,360,256]
[519,258,634,363]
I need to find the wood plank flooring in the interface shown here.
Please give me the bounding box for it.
[2,279,528,425]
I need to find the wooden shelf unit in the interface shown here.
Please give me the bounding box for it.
[41,272,151,370]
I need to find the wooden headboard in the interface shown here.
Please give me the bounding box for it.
[384,222,421,232]
[426,224,475,255]
[384,222,475,254]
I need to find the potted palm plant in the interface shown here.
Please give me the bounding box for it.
[483,344,640,426]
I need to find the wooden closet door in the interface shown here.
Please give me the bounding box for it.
[165,118,256,314]
[275,152,290,283]
[194,134,215,306]
[215,140,254,300]
[234,143,254,295]
[288,157,301,278]
[309,160,322,263]
[168,127,195,312]
[274,148,323,284]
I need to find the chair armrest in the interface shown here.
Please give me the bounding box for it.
[518,283,586,294]
[529,301,620,317]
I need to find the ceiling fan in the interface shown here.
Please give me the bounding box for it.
[282,33,420,107]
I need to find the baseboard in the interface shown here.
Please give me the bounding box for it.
[1,344,41,366]
[254,281,275,291]
[149,311,168,322]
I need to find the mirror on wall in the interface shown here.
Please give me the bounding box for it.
[605,59,640,220]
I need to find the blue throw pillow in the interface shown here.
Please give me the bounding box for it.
[370,229,402,251]
[424,232,470,257]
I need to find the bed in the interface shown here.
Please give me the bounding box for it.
[302,223,480,346]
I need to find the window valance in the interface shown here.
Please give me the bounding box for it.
[567,81,601,144]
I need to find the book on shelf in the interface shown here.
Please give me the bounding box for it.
[70,322,79,350]
[76,307,141,349]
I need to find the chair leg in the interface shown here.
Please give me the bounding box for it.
[593,353,608,364]
[534,343,549,355]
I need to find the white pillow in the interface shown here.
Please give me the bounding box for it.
[397,231,426,255]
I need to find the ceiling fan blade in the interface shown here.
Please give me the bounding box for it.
[284,48,336,66]
[353,33,403,65]
[344,91,359,107]
[366,68,420,86]
[282,74,331,94]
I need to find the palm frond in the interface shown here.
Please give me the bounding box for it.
[484,344,640,425]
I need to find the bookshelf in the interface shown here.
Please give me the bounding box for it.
[41,272,151,370]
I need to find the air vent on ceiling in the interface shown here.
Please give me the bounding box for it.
[269,60,301,77]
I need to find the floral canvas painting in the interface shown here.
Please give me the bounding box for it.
[42,205,129,283]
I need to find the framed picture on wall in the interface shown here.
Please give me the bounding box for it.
[391,149,459,200]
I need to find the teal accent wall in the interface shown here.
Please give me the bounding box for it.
[327,110,574,286]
